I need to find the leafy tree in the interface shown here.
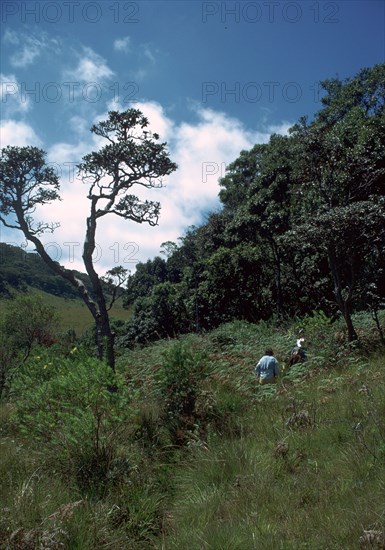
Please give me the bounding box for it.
[196,244,267,328]
[124,256,168,306]
[0,109,177,369]
[289,65,385,341]
[219,135,298,323]
[219,144,267,216]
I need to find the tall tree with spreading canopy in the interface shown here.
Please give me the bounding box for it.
[0,109,177,369]
[288,64,385,341]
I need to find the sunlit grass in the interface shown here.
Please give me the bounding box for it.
[160,343,385,549]
[0,288,133,336]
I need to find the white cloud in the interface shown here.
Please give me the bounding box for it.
[33,102,285,272]
[114,37,131,53]
[142,45,156,64]
[1,73,31,115]
[0,119,42,147]
[4,102,289,273]
[64,47,115,83]
[4,29,59,68]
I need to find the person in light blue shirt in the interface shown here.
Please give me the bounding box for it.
[255,348,279,384]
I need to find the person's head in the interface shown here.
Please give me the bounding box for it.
[265,347,274,356]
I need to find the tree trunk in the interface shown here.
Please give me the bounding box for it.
[328,245,358,342]
[271,239,283,326]
[371,309,385,345]
[83,206,116,371]
[94,293,116,371]
[15,203,116,371]
[15,208,100,320]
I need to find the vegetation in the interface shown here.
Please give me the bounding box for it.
[0,64,384,548]
[0,243,83,299]
[0,109,177,370]
[123,64,385,346]
[0,311,384,548]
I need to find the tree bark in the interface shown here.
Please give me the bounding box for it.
[83,203,115,370]
[327,245,358,342]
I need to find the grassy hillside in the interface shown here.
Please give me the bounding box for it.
[0,243,132,334]
[0,243,83,299]
[0,311,384,549]
[0,287,132,336]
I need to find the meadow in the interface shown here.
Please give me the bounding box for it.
[0,288,133,337]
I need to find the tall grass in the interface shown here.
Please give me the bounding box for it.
[160,351,385,549]
[1,310,384,548]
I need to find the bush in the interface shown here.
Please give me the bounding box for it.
[157,341,208,445]
[0,294,59,398]
[11,348,132,493]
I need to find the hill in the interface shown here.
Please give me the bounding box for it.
[0,243,132,333]
[0,242,86,299]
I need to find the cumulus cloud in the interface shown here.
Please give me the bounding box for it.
[0,119,42,146]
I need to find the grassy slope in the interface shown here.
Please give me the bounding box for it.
[0,287,132,335]
[0,312,384,549]
[160,352,384,549]
[120,315,385,549]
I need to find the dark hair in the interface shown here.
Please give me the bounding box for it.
[265,348,274,356]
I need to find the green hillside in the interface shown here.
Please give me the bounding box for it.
[0,243,132,334]
[0,243,83,299]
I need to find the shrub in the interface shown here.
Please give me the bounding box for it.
[0,294,59,398]
[157,341,208,444]
[11,348,132,493]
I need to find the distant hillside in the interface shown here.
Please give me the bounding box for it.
[0,243,132,333]
[0,243,88,299]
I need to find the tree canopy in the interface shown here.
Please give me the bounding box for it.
[122,64,385,346]
[0,109,177,368]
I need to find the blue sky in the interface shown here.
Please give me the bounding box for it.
[1,0,384,272]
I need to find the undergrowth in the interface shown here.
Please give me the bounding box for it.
[0,310,384,548]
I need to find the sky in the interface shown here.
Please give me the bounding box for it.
[1,0,384,274]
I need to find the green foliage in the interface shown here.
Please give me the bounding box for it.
[0,243,84,298]
[11,348,132,493]
[120,64,385,344]
[0,293,59,398]
[3,293,60,349]
[161,347,385,549]
[197,244,267,327]
[1,309,384,547]
[157,341,208,444]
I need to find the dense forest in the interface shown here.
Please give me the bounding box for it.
[121,64,385,347]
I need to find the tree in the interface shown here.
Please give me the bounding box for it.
[0,109,177,369]
[288,65,385,341]
[219,135,297,324]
